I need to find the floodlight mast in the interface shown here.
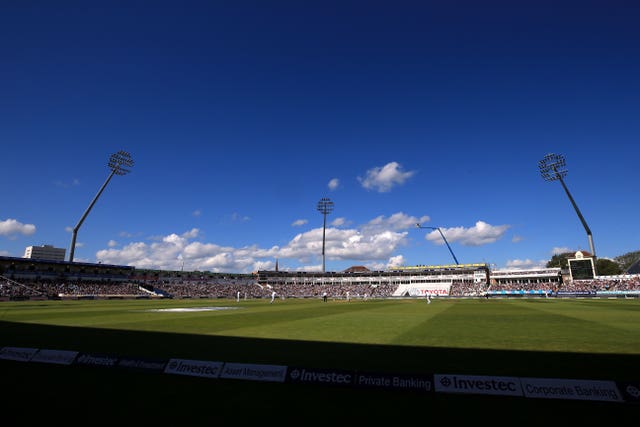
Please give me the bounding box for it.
[416,223,459,265]
[538,153,596,259]
[68,151,134,262]
[317,197,334,273]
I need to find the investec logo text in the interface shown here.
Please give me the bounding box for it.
[165,359,223,379]
[288,368,353,386]
[75,353,119,367]
[435,374,522,396]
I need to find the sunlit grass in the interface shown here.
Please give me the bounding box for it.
[2,297,638,354]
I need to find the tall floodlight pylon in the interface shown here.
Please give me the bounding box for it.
[539,153,596,259]
[416,223,460,265]
[316,197,334,273]
[69,150,134,262]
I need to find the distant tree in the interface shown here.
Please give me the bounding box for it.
[614,250,640,272]
[595,258,622,276]
[546,251,635,276]
[546,252,575,269]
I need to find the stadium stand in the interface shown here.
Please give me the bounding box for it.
[2,256,640,301]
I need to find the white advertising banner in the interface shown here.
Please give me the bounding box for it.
[434,374,523,396]
[164,358,224,379]
[31,349,79,365]
[521,377,623,402]
[402,283,451,296]
[0,346,39,362]
[220,362,287,383]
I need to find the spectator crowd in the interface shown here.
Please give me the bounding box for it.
[2,275,640,301]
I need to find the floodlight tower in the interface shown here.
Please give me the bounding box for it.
[538,153,596,258]
[416,223,459,265]
[69,150,134,262]
[316,197,334,273]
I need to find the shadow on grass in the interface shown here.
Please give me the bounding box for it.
[2,320,639,424]
[2,320,638,380]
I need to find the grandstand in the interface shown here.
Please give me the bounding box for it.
[0,255,134,282]
[487,267,562,296]
[2,255,640,301]
[257,263,490,297]
[387,263,489,297]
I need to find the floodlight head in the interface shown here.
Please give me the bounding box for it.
[539,153,567,181]
[317,197,334,215]
[416,223,436,231]
[108,150,134,176]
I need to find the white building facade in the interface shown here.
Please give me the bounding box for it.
[24,245,66,262]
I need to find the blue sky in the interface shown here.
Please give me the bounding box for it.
[1,1,639,273]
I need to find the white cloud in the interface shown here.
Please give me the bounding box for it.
[181,228,200,239]
[192,209,202,217]
[425,221,510,246]
[358,256,405,275]
[53,178,80,188]
[292,219,308,227]
[511,235,523,243]
[108,240,118,248]
[328,178,339,191]
[96,230,278,273]
[278,226,407,262]
[280,213,425,265]
[505,259,547,270]
[364,212,430,234]
[552,246,572,255]
[93,214,508,274]
[387,255,405,268]
[365,261,386,271]
[253,260,274,271]
[0,218,36,238]
[230,212,250,222]
[330,217,348,227]
[294,264,323,272]
[358,162,415,192]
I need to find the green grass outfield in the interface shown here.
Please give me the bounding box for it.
[2,298,639,423]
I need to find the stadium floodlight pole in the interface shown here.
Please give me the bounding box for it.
[316,197,334,273]
[538,153,596,258]
[68,150,134,262]
[416,223,459,265]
